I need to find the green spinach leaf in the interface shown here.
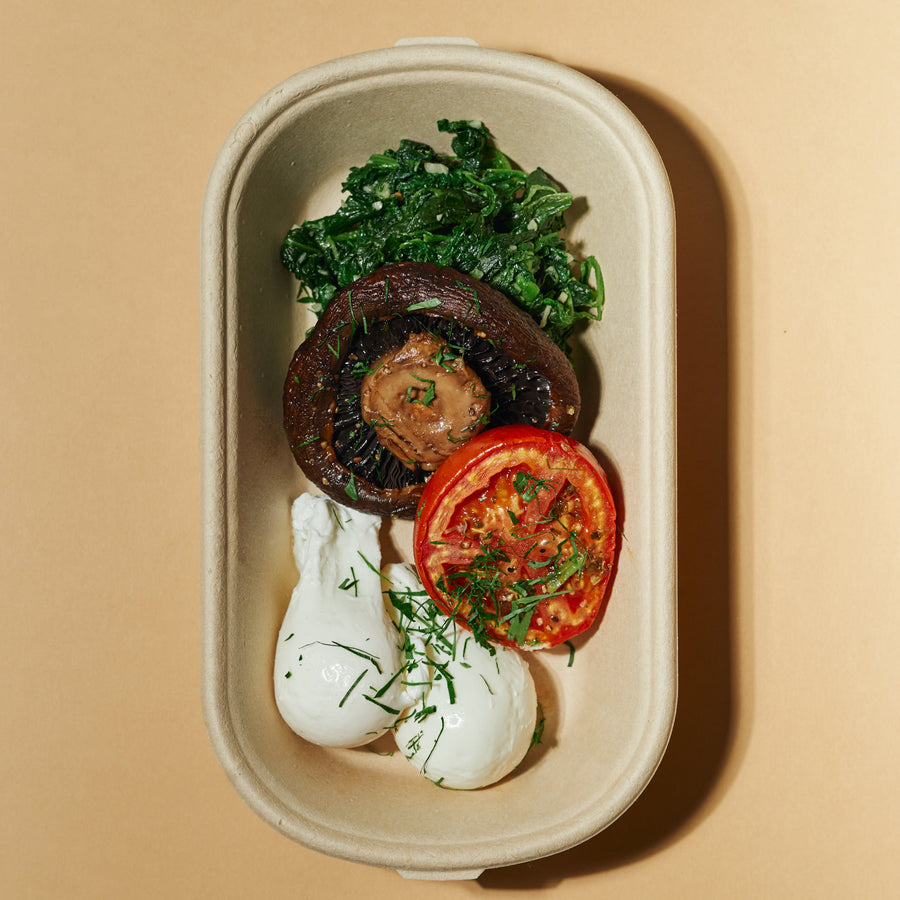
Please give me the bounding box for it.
[280,119,604,350]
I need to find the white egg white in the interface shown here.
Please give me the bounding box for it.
[272,498,539,787]
[385,564,538,790]
[273,494,405,748]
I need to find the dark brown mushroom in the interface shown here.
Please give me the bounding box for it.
[283,261,581,518]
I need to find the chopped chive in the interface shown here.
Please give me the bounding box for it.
[423,716,446,771]
[299,640,383,674]
[413,704,438,722]
[406,730,423,755]
[372,667,402,699]
[428,659,456,704]
[339,670,366,707]
[338,566,359,596]
[357,551,392,582]
[362,695,400,715]
[330,641,383,674]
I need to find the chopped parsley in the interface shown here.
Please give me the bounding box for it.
[513,470,555,503]
[405,374,436,406]
[432,342,463,371]
[406,297,442,312]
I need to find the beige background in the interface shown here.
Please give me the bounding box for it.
[3,1,899,897]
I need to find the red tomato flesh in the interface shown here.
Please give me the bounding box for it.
[413,425,617,650]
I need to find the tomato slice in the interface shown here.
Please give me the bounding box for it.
[413,424,617,650]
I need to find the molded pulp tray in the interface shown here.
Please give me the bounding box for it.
[201,39,677,880]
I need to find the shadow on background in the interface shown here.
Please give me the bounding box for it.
[478,70,739,889]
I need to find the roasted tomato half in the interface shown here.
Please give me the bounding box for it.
[413,424,617,650]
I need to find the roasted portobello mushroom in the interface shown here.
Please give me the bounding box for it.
[284,261,581,517]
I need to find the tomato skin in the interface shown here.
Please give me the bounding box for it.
[413,424,617,650]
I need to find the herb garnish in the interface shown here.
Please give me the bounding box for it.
[338,670,367,708]
[362,695,400,715]
[357,551,392,582]
[351,358,377,378]
[423,717,446,770]
[299,640,384,674]
[432,342,463,371]
[433,487,586,649]
[513,470,555,503]
[338,567,359,596]
[406,297,442,312]
[405,374,436,407]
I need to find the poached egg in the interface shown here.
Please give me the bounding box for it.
[273,493,405,748]
[273,493,539,788]
[385,563,538,789]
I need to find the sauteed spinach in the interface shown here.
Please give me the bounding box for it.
[280,120,604,351]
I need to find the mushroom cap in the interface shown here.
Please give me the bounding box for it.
[284,262,581,518]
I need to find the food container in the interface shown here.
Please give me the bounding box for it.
[201,38,677,879]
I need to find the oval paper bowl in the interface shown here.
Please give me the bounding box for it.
[201,39,676,880]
